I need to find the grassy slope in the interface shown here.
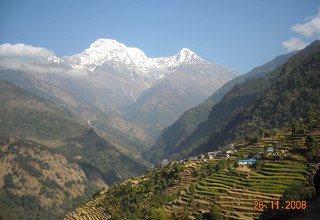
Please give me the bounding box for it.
[65,121,320,220]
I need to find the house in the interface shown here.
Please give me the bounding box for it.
[238,158,257,165]
[161,159,169,167]
[226,150,235,154]
[207,152,216,159]
[188,156,197,161]
[216,153,230,158]
[266,146,275,153]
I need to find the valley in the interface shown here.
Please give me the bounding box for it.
[0,38,239,219]
[0,32,319,220]
[61,40,320,219]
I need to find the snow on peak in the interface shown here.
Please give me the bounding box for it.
[66,39,205,75]
[175,48,203,64]
[68,38,149,72]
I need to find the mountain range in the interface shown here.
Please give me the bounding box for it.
[0,38,238,147]
[0,39,238,218]
[2,38,319,219]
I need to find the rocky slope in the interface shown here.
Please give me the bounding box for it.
[0,137,95,220]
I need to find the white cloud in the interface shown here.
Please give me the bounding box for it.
[291,15,320,37]
[0,43,54,58]
[282,37,307,52]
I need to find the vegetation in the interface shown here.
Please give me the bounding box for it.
[147,52,295,162]
[66,117,320,219]
[0,80,86,141]
[0,137,97,220]
[57,129,147,185]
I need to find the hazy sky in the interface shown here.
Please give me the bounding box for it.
[0,0,319,73]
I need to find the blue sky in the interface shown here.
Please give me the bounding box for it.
[0,0,319,73]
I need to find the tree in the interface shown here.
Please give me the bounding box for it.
[305,135,320,162]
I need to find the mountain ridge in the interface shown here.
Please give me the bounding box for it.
[146,51,296,161]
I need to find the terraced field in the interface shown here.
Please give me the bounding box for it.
[64,189,111,220]
[161,130,315,219]
[65,127,319,219]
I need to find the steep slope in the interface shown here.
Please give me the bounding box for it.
[89,112,154,154]
[0,80,86,144]
[147,52,295,161]
[0,70,82,111]
[0,81,147,184]
[125,62,238,137]
[65,118,320,220]
[188,40,320,157]
[59,129,147,184]
[0,70,154,156]
[0,137,95,220]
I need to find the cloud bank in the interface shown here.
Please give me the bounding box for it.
[0,43,54,58]
[282,37,308,52]
[291,15,320,37]
[282,10,320,52]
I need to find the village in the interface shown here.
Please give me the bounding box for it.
[157,143,282,168]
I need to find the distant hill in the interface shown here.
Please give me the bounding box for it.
[124,63,238,138]
[0,71,154,157]
[0,80,147,182]
[59,128,147,184]
[0,79,86,143]
[147,51,296,162]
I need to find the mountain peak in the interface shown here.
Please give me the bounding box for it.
[175,48,203,64]
[88,38,128,52]
[67,39,206,74]
[178,48,195,54]
[90,38,121,46]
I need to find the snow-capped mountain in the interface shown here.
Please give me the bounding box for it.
[65,39,150,73]
[64,39,206,77]
[1,38,239,126]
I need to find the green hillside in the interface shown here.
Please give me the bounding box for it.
[147,52,295,162]
[0,71,154,161]
[0,81,149,218]
[64,117,320,219]
[0,80,86,143]
[58,129,147,185]
[191,40,320,156]
[150,40,320,161]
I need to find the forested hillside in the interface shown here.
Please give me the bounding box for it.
[65,114,320,219]
[150,40,320,160]
[0,81,148,219]
[191,40,320,156]
[147,52,295,162]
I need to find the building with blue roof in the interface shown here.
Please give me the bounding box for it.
[238,158,257,165]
